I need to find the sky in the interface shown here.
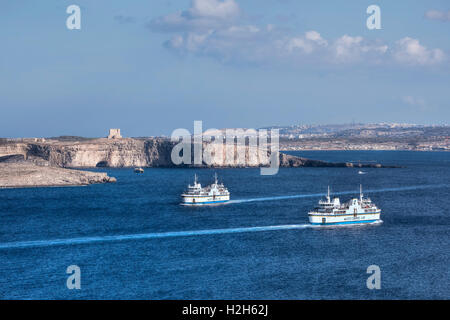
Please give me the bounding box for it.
[0,0,449,137]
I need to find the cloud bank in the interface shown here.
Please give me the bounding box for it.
[148,0,447,66]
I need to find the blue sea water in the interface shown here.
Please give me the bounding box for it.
[0,151,448,299]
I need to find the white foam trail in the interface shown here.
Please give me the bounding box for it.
[0,224,313,250]
[229,184,448,204]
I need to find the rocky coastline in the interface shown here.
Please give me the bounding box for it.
[0,162,116,188]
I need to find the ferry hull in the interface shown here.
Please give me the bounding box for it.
[309,213,381,225]
[181,195,230,206]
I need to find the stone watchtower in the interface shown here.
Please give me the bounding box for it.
[107,129,122,139]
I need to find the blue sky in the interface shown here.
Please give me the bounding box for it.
[0,0,449,137]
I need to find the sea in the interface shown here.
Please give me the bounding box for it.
[0,151,448,299]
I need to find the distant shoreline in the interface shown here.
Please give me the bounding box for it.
[281,148,450,152]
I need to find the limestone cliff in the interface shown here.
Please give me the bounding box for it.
[0,138,397,168]
[15,138,173,168]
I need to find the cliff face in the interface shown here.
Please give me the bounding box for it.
[0,143,28,158]
[0,138,395,168]
[22,138,174,168]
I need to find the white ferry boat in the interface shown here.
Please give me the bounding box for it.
[181,173,230,205]
[308,186,381,226]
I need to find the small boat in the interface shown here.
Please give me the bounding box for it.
[358,170,366,175]
[181,173,230,205]
[308,185,381,225]
[134,167,144,173]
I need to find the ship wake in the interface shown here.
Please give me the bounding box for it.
[229,184,448,204]
[0,224,314,250]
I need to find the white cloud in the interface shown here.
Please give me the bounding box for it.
[167,31,213,52]
[168,35,185,49]
[305,31,328,46]
[286,31,328,54]
[219,25,260,38]
[402,96,428,110]
[189,0,240,20]
[393,37,445,65]
[425,10,450,22]
[149,0,240,32]
[334,35,363,58]
[286,38,314,54]
[332,35,388,62]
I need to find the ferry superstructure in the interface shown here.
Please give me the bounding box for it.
[181,174,230,205]
[308,186,381,225]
